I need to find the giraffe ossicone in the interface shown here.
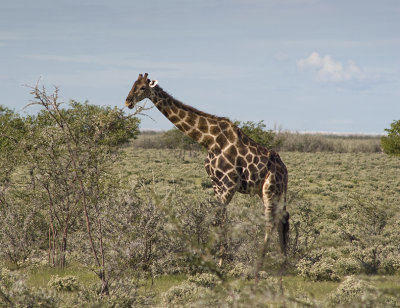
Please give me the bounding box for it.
[125,73,290,276]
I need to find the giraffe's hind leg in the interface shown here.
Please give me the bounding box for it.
[255,172,287,280]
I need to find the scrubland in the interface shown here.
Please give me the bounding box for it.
[2,133,399,307]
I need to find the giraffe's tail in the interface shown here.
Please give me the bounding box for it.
[278,182,289,255]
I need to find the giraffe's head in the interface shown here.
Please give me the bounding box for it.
[125,73,158,109]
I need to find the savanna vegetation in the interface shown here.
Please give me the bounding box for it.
[0,85,399,307]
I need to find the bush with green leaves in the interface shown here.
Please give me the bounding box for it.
[0,197,46,265]
[326,276,382,307]
[26,84,141,292]
[160,120,282,152]
[69,278,151,308]
[296,252,340,282]
[381,119,400,156]
[235,120,283,149]
[287,195,324,260]
[0,85,142,294]
[47,275,80,291]
[161,281,211,307]
[187,273,222,288]
[228,262,253,279]
[102,186,169,276]
[0,106,27,164]
[161,127,202,151]
[0,106,47,265]
[337,195,399,275]
[0,267,58,307]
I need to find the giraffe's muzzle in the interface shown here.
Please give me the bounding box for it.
[125,101,134,109]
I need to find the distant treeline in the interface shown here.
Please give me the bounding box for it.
[132,128,383,153]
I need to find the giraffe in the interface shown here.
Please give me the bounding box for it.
[125,73,289,276]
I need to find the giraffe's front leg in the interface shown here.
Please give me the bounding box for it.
[210,180,237,267]
[204,153,239,266]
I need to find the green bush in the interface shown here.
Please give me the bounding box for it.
[381,119,400,156]
[70,279,149,308]
[280,132,381,153]
[161,281,211,307]
[187,273,221,288]
[48,275,80,291]
[297,253,340,282]
[326,276,379,307]
[335,257,362,276]
[0,106,47,265]
[228,262,253,279]
[162,127,202,151]
[337,196,396,275]
[0,267,58,307]
[235,120,283,149]
[0,106,27,155]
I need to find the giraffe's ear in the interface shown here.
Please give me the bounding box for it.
[149,80,158,88]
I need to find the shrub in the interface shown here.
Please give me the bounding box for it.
[161,128,202,151]
[335,257,362,276]
[378,247,400,275]
[187,273,222,288]
[381,119,400,156]
[297,255,340,282]
[228,262,253,279]
[25,84,141,292]
[326,276,400,307]
[326,276,378,307]
[286,195,324,259]
[71,279,151,308]
[235,120,283,149]
[280,132,382,153]
[337,196,395,275]
[48,275,80,291]
[0,106,46,265]
[223,276,283,307]
[0,195,46,265]
[161,281,211,307]
[0,267,58,307]
[0,106,27,156]
[103,188,169,277]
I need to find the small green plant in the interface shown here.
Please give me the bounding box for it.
[326,276,377,307]
[161,281,209,307]
[187,273,221,288]
[48,275,80,291]
[297,254,340,282]
[228,262,253,279]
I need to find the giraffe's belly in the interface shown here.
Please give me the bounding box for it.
[237,178,263,195]
[236,166,267,195]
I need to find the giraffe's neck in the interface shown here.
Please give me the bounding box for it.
[150,86,237,150]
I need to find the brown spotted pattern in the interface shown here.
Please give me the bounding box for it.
[125,74,290,258]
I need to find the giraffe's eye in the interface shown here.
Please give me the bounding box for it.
[140,86,146,91]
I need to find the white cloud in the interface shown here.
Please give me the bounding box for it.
[297,52,368,83]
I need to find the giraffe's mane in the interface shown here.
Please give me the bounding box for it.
[157,86,233,124]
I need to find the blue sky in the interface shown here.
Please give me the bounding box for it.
[1,0,399,133]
